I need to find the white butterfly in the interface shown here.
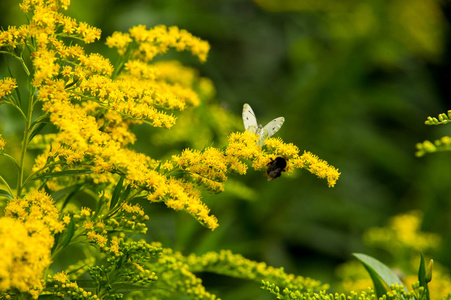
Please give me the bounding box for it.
[242,103,285,146]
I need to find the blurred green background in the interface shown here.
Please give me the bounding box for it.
[1,0,451,298]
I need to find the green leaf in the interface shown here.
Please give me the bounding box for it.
[93,191,105,219]
[52,184,83,202]
[110,177,124,209]
[418,252,430,300]
[28,120,48,143]
[0,189,13,199]
[353,253,408,297]
[59,184,84,211]
[33,169,93,181]
[0,152,20,170]
[61,218,75,247]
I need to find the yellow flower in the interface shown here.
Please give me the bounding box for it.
[0,77,18,98]
[5,190,65,234]
[105,31,132,55]
[364,211,441,254]
[0,134,5,150]
[80,207,92,217]
[0,217,54,297]
[76,22,101,44]
[293,151,340,187]
[123,24,210,63]
[53,272,69,283]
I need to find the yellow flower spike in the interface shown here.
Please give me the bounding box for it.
[76,22,101,44]
[291,151,340,187]
[264,137,300,158]
[226,132,261,160]
[126,24,210,63]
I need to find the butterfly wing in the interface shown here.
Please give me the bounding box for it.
[242,103,258,133]
[258,117,285,145]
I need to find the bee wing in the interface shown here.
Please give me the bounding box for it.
[262,117,285,138]
[242,103,258,133]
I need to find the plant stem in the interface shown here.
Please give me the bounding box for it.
[16,90,35,198]
[0,175,14,196]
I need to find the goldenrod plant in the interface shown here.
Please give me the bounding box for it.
[1,0,450,300]
[0,0,341,298]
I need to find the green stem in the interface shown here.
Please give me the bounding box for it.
[0,175,14,196]
[0,50,30,76]
[16,90,35,198]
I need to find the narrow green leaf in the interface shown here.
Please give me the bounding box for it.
[111,283,154,292]
[30,114,50,126]
[52,184,83,202]
[122,184,132,202]
[61,218,75,247]
[418,252,430,300]
[28,122,48,143]
[33,169,93,181]
[418,252,426,286]
[61,184,84,210]
[0,189,13,199]
[93,191,105,219]
[0,152,20,170]
[353,253,408,297]
[110,177,124,209]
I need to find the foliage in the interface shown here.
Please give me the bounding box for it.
[0,0,450,299]
[0,0,340,299]
[336,211,451,299]
[416,110,451,157]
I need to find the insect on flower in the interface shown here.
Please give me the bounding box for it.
[266,157,287,181]
[242,103,285,146]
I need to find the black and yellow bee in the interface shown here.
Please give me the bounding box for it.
[265,157,287,181]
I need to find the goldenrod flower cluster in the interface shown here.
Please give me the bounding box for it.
[0,0,342,298]
[106,24,210,63]
[0,78,17,99]
[363,210,441,254]
[186,249,327,291]
[0,191,63,298]
[45,272,98,300]
[142,247,326,300]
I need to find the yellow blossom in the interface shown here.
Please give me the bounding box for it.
[105,31,132,55]
[364,211,441,254]
[0,25,30,47]
[0,217,53,297]
[5,190,65,233]
[118,24,210,63]
[0,77,18,98]
[53,272,69,283]
[106,236,122,256]
[76,22,101,43]
[0,134,5,150]
[80,207,92,217]
[83,221,94,230]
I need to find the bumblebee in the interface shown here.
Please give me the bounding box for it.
[265,157,287,181]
